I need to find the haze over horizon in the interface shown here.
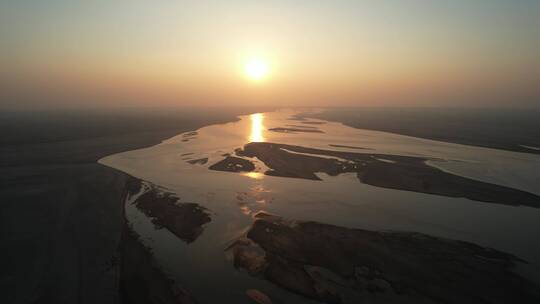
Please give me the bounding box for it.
[1,0,539,109]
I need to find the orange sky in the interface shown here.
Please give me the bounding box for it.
[1,1,539,109]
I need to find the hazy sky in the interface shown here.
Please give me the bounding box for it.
[1,0,539,109]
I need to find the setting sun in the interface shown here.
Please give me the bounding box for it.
[244,58,269,81]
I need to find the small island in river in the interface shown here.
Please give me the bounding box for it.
[229,212,539,304]
[208,142,540,207]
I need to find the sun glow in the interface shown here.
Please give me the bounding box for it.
[249,113,265,142]
[244,58,269,81]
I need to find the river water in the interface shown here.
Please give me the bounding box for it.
[100,109,540,303]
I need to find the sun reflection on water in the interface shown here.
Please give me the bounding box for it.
[249,113,265,142]
[242,172,264,179]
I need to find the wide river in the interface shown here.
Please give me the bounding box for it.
[100,110,540,303]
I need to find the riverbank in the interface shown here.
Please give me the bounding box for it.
[0,107,265,304]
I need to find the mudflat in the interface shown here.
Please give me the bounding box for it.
[133,184,211,243]
[211,142,540,207]
[209,156,256,172]
[230,212,540,303]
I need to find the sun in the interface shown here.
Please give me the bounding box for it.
[244,58,269,81]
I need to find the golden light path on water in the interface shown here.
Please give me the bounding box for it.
[248,113,265,143]
[243,171,264,179]
[244,113,266,179]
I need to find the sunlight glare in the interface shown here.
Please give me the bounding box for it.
[249,113,265,142]
[242,172,264,179]
[244,58,269,81]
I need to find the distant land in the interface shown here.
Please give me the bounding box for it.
[303,108,540,154]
